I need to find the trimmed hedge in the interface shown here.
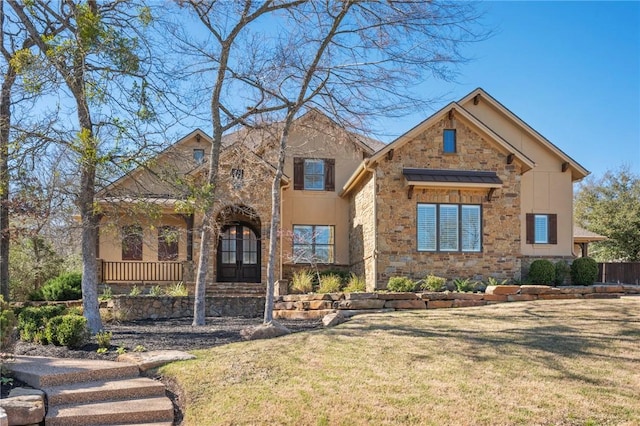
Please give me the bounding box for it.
[571,257,599,286]
[527,259,556,285]
[387,277,416,292]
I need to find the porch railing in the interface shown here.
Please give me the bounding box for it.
[99,260,184,283]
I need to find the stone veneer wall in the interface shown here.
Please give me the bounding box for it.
[273,284,640,319]
[372,117,523,288]
[349,172,377,291]
[109,295,264,320]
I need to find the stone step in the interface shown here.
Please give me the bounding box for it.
[45,396,174,426]
[9,356,140,388]
[43,377,166,406]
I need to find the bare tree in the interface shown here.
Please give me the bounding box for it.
[180,0,305,326]
[9,0,169,332]
[259,1,487,324]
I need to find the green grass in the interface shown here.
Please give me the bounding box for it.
[161,298,640,425]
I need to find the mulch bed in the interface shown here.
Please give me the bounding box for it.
[14,316,323,361]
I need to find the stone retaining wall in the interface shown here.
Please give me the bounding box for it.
[273,284,640,319]
[109,295,264,320]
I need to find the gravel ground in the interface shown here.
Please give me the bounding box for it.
[14,316,323,361]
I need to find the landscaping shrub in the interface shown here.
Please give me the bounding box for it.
[44,315,65,345]
[17,304,67,343]
[527,259,555,285]
[99,285,113,300]
[149,285,164,296]
[316,269,350,287]
[40,272,82,301]
[291,270,314,294]
[344,273,366,293]
[420,275,447,292]
[96,330,113,349]
[554,260,571,285]
[165,282,188,297]
[49,314,88,349]
[129,285,142,296]
[453,278,476,293]
[318,274,343,293]
[0,296,17,353]
[387,276,416,292]
[571,257,599,286]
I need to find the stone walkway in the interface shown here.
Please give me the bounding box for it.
[3,352,193,425]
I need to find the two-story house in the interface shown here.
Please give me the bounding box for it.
[96,88,589,293]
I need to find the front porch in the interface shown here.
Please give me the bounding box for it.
[97,259,268,296]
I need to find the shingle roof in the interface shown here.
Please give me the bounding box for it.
[573,226,607,242]
[402,168,503,185]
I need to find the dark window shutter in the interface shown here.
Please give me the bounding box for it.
[293,157,304,190]
[325,158,335,192]
[548,214,557,244]
[526,213,534,244]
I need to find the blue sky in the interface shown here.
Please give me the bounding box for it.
[376,1,640,179]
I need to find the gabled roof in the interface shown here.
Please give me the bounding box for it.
[459,88,589,181]
[97,128,211,197]
[341,99,535,196]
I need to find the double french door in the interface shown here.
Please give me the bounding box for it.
[217,224,260,282]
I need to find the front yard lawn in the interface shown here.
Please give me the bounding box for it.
[160,298,640,425]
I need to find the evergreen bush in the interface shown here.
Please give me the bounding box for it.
[17,304,67,343]
[554,260,571,285]
[40,272,82,301]
[0,296,17,353]
[570,257,599,286]
[527,259,556,285]
[420,275,447,292]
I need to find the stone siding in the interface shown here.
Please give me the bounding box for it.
[109,295,264,320]
[349,172,377,291]
[273,284,640,319]
[373,117,522,288]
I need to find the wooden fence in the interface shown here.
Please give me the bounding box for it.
[598,262,640,285]
[100,261,183,283]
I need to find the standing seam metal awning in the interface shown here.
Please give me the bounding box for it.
[402,168,503,200]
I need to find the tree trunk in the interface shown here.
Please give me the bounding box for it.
[264,114,293,324]
[0,68,15,301]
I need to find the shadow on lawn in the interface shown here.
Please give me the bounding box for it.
[331,300,639,385]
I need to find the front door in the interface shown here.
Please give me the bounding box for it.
[217,224,260,282]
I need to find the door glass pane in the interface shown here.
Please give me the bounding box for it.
[439,205,459,251]
[221,227,236,264]
[242,227,258,264]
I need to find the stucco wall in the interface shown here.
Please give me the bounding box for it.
[461,99,576,257]
[372,116,523,288]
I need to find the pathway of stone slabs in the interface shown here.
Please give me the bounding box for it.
[5,351,194,426]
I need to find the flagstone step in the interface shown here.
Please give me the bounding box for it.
[9,356,140,388]
[45,396,174,426]
[43,376,166,405]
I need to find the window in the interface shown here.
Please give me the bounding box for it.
[292,225,335,263]
[231,168,244,189]
[158,226,179,261]
[293,157,335,191]
[526,213,557,244]
[122,225,143,260]
[417,204,482,252]
[193,149,205,164]
[443,129,456,153]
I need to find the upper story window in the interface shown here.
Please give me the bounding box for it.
[231,168,244,189]
[293,157,335,191]
[193,149,205,164]
[417,204,481,252]
[443,129,456,153]
[526,213,557,244]
[158,226,179,261]
[122,225,143,261]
